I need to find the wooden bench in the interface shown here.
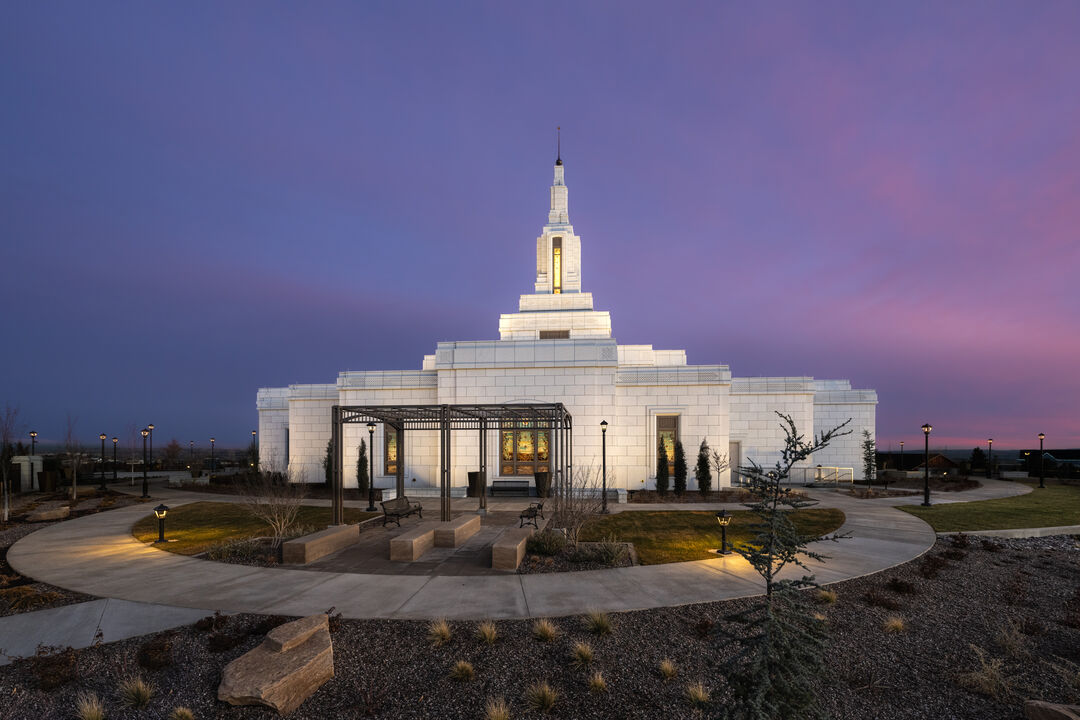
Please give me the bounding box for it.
[381,496,423,527]
[492,527,535,570]
[519,501,545,529]
[389,522,438,562]
[434,514,481,547]
[490,480,531,496]
[282,525,359,565]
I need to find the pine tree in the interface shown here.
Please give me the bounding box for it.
[673,440,687,496]
[720,412,851,720]
[655,440,669,496]
[356,439,369,493]
[861,430,876,489]
[323,438,334,485]
[696,438,712,498]
[970,446,986,471]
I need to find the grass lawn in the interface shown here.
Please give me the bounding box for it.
[132,501,376,555]
[898,482,1080,532]
[579,508,846,565]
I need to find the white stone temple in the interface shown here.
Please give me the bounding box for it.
[257,153,877,495]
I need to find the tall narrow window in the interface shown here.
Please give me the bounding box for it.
[500,422,550,476]
[552,237,562,294]
[657,416,679,475]
[384,425,400,476]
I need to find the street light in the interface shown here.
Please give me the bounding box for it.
[921,424,932,507]
[153,504,169,543]
[140,428,150,498]
[367,423,376,512]
[987,438,993,479]
[715,509,732,555]
[1038,433,1045,489]
[99,434,108,491]
[600,420,609,514]
[148,423,154,472]
[210,438,216,475]
[29,431,37,491]
[251,430,257,474]
[112,437,118,481]
[899,440,904,472]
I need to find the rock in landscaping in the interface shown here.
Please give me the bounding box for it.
[1025,700,1080,720]
[26,505,70,522]
[218,614,333,715]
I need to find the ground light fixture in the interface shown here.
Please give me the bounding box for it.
[140,428,150,498]
[921,424,932,507]
[99,433,108,490]
[1038,433,1046,489]
[153,503,169,543]
[716,509,732,555]
[367,422,377,512]
[112,437,118,481]
[600,420,609,514]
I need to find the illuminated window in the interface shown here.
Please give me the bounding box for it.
[384,425,400,476]
[500,422,550,476]
[552,237,562,294]
[657,416,679,475]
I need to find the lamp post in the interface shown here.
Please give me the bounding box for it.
[987,438,993,479]
[600,420,609,514]
[140,428,150,498]
[153,504,169,543]
[921,424,932,506]
[148,423,154,472]
[99,434,107,491]
[210,438,215,475]
[1038,433,1045,489]
[29,431,37,491]
[367,423,376,512]
[716,509,732,555]
[899,440,904,472]
[251,430,257,474]
[111,437,118,481]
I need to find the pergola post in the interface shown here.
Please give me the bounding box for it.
[478,418,487,512]
[331,405,343,526]
[551,412,560,501]
[396,422,405,499]
[440,404,451,521]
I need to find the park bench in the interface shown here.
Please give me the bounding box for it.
[380,496,423,527]
[490,480,531,496]
[519,501,545,529]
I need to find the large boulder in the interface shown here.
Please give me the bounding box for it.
[1025,700,1080,720]
[26,505,70,522]
[218,614,333,715]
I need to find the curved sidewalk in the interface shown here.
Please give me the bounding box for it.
[8,484,1000,621]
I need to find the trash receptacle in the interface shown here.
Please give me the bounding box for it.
[467,471,485,497]
[533,471,551,498]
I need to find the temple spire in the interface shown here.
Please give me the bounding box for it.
[549,133,568,225]
[556,126,562,166]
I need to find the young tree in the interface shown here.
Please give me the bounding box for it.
[356,439,369,493]
[720,412,851,720]
[65,413,81,500]
[655,440,669,496]
[695,438,712,499]
[241,462,307,551]
[861,430,876,489]
[323,437,334,485]
[549,461,604,549]
[673,440,687,496]
[712,447,731,488]
[1,405,18,523]
[163,439,182,470]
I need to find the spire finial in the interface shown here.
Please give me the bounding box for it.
[556,126,562,166]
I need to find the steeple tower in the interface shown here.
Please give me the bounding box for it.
[548,135,569,225]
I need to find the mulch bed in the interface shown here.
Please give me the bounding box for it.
[1,536,1078,719]
[518,541,637,574]
[628,488,804,504]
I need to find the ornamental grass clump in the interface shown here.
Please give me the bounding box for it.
[524,681,558,714]
[571,641,594,667]
[814,589,838,605]
[75,692,105,720]
[449,660,475,682]
[659,658,677,681]
[168,708,196,720]
[427,618,452,647]
[532,618,558,642]
[119,675,154,709]
[685,681,711,708]
[956,645,1011,699]
[484,696,511,720]
[584,609,612,636]
[883,616,905,633]
[476,620,498,645]
[589,671,607,693]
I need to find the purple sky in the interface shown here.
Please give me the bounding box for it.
[2,1,1078,451]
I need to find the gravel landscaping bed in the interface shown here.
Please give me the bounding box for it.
[1,536,1077,718]
[517,541,636,574]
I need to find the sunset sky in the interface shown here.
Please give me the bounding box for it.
[2,1,1078,450]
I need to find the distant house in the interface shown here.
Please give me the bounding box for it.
[877,452,958,472]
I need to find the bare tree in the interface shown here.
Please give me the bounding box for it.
[712,448,731,487]
[549,461,605,549]
[240,462,307,550]
[64,414,81,500]
[1,405,19,522]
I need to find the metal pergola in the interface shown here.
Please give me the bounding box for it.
[329,403,573,523]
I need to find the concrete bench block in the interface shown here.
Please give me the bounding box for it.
[282,525,359,565]
[389,522,438,562]
[492,527,535,571]
[434,515,481,548]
